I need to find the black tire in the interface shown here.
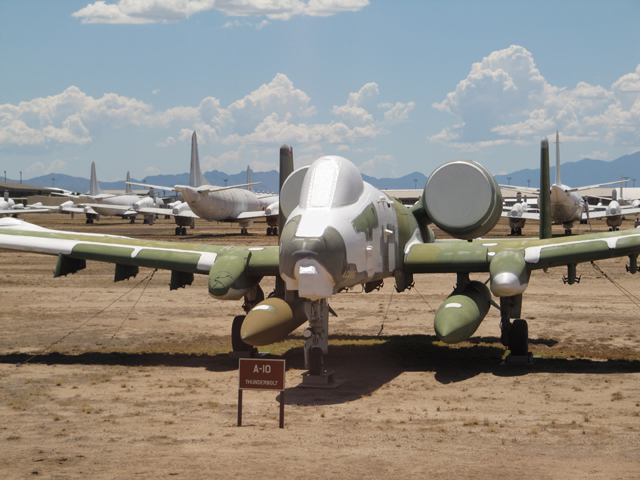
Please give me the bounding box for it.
[181,227,187,235]
[509,319,528,356]
[308,346,323,376]
[231,315,252,352]
[175,227,180,235]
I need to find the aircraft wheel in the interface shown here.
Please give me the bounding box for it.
[181,227,187,235]
[175,227,181,235]
[609,228,613,231]
[231,315,252,352]
[308,346,324,376]
[273,227,278,236]
[86,219,91,224]
[509,319,529,356]
[266,227,271,236]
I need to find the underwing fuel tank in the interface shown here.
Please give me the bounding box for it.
[241,298,307,346]
[434,281,491,344]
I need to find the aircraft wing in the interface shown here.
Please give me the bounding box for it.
[0,218,280,279]
[174,182,262,194]
[584,207,640,220]
[236,211,267,220]
[404,229,640,274]
[0,208,51,216]
[128,181,177,191]
[499,185,540,194]
[568,178,632,192]
[500,211,540,220]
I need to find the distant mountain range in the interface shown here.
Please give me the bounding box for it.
[13,150,640,193]
[493,151,640,188]
[19,169,429,194]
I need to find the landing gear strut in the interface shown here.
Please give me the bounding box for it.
[500,295,533,364]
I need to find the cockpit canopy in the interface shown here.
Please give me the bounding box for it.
[299,156,364,209]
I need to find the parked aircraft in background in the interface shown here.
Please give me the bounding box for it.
[503,131,640,235]
[2,140,640,380]
[130,132,279,235]
[0,191,50,217]
[54,165,165,224]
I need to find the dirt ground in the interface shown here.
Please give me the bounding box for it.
[1,214,639,479]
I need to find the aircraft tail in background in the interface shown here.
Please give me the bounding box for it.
[189,131,208,188]
[89,162,102,196]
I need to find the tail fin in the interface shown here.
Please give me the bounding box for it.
[278,144,294,234]
[247,166,252,192]
[189,131,207,187]
[555,130,561,185]
[620,173,624,200]
[539,138,552,239]
[89,162,102,196]
[125,172,132,194]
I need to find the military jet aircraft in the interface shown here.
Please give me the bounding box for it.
[1,140,640,378]
[130,132,279,235]
[503,131,640,235]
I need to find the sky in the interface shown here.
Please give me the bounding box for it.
[1,0,639,182]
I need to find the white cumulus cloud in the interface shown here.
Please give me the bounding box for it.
[430,45,640,150]
[72,0,369,24]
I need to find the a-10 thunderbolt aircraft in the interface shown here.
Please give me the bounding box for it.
[1,139,640,377]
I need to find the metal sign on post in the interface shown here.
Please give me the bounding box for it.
[238,358,286,428]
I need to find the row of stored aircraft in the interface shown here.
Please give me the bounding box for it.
[2,139,640,379]
[44,132,280,235]
[503,131,640,235]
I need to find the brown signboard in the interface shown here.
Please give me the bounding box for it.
[238,359,286,391]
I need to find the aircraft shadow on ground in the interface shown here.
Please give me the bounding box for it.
[1,334,638,407]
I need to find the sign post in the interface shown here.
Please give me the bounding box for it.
[238,358,286,428]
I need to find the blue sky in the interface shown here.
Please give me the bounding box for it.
[1,0,639,182]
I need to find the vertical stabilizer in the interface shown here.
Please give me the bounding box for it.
[620,173,624,200]
[247,166,252,191]
[555,130,561,186]
[89,162,102,196]
[189,131,208,187]
[278,144,294,234]
[539,138,552,239]
[125,172,132,194]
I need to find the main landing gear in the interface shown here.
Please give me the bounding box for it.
[499,294,533,364]
[509,227,522,236]
[266,226,278,236]
[240,227,249,235]
[174,226,187,235]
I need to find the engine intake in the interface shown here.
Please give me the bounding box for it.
[421,160,502,240]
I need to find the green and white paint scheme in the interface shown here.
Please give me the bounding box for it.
[2,140,640,375]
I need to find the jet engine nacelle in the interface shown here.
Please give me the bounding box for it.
[420,160,502,240]
[434,280,491,344]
